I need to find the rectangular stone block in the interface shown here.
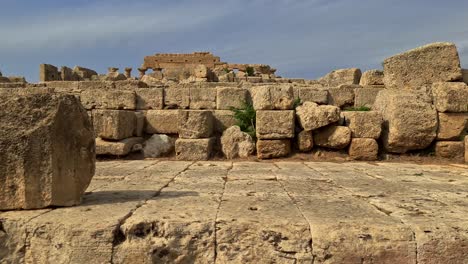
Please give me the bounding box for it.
[145,110,179,134]
[349,138,378,161]
[190,87,216,109]
[80,89,136,110]
[298,87,328,104]
[432,82,468,113]
[175,138,215,160]
[435,141,465,160]
[178,110,213,139]
[354,87,384,108]
[437,113,468,141]
[342,111,383,139]
[45,81,79,91]
[78,81,114,90]
[216,88,249,110]
[251,85,294,110]
[328,85,357,108]
[96,137,144,156]
[319,68,362,87]
[256,110,295,139]
[92,110,136,140]
[256,139,291,159]
[212,110,237,133]
[164,87,190,109]
[135,88,163,110]
[247,76,262,83]
[114,80,148,89]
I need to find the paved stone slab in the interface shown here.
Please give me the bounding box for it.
[1,160,468,264]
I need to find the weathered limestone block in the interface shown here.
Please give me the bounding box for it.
[373,90,438,153]
[210,111,235,134]
[134,111,145,137]
[73,66,98,80]
[296,102,340,130]
[349,138,379,161]
[178,110,214,139]
[190,87,217,109]
[175,138,215,160]
[251,85,294,110]
[80,89,136,110]
[328,85,358,108]
[145,110,179,134]
[77,81,115,90]
[135,88,163,110]
[39,64,60,82]
[383,42,462,91]
[354,87,384,108]
[297,130,314,152]
[432,82,468,113]
[359,70,384,86]
[221,126,255,159]
[463,69,468,85]
[256,110,295,139]
[298,87,329,104]
[313,126,351,149]
[105,72,127,81]
[216,88,249,110]
[95,137,143,156]
[319,68,362,87]
[342,111,383,139]
[164,87,190,109]
[0,93,95,210]
[140,75,163,86]
[114,80,148,89]
[437,113,468,140]
[257,139,291,159]
[193,64,208,78]
[247,76,262,83]
[435,141,465,160]
[92,110,136,140]
[143,134,176,158]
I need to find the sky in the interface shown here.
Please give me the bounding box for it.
[1,0,468,82]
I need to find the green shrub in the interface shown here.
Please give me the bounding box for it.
[344,106,371,111]
[246,66,255,77]
[293,97,302,108]
[229,102,256,139]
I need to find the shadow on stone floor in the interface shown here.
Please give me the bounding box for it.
[81,190,200,206]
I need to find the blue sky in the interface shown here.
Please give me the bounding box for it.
[1,0,468,82]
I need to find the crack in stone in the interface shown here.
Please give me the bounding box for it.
[213,162,233,264]
[109,161,194,264]
[273,163,315,264]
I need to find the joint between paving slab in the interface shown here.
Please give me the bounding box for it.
[273,162,315,263]
[213,162,233,264]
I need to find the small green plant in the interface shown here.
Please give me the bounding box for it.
[246,66,255,77]
[293,97,302,108]
[223,68,230,74]
[230,102,256,139]
[344,106,371,111]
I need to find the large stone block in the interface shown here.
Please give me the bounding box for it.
[359,70,384,86]
[143,134,176,158]
[164,87,190,109]
[175,138,215,160]
[435,141,465,160]
[328,85,357,108]
[354,87,384,108]
[0,93,95,210]
[178,110,214,139]
[296,102,340,131]
[349,138,379,161]
[432,82,468,113]
[319,68,362,87]
[114,80,148,89]
[256,110,295,139]
[190,87,217,109]
[373,90,438,153]
[257,139,291,159]
[437,113,468,141]
[221,126,255,159]
[96,137,144,156]
[313,125,351,149]
[135,88,163,110]
[297,130,314,152]
[78,81,114,90]
[80,89,136,110]
[212,110,237,133]
[216,88,249,110]
[92,110,136,141]
[145,110,179,134]
[251,85,294,110]
[383,42,462,91]
[342,111,383,139]
[298,87,328,104]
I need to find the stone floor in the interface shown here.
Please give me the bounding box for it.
[1,161,468,264]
